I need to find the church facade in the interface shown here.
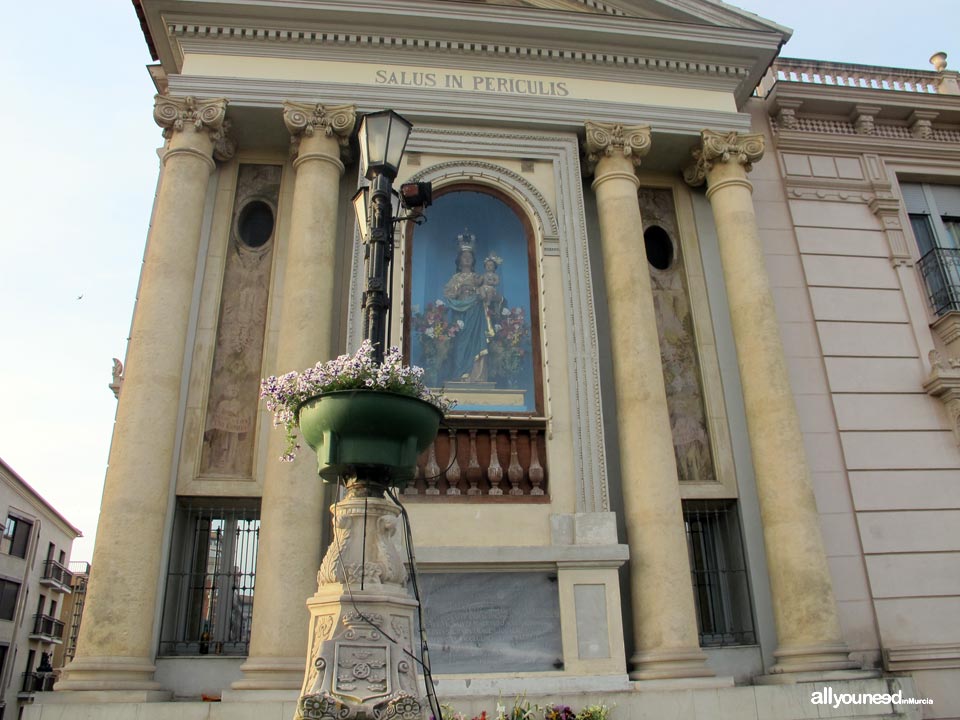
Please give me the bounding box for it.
[28,1,960,718]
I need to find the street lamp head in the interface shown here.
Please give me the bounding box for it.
[352,184,403,243]
[357,110,413,180]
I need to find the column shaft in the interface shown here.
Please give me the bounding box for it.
[58,96,228,692]
[688,131,857,674]
[234,103,355,690]
[584,122,710,681]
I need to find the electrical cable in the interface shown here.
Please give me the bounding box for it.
[329,480,413,660]
[387,486,443,720]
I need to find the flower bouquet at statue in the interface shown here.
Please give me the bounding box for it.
[260,340,453,483]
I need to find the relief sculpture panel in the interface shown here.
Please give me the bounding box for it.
[639,187,715,484]
[200,164,281,477]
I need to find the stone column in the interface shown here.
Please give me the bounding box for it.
[582,122,710,681]
[57,96,232,695]
[685,130,858,675]
[233,103,356,691]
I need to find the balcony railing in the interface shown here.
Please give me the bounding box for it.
[759,58,946,97]
[918,247,960,316]
[20,672,55,694]
[30,614,65,642]
[403,419,548,498]
[41,559,74,591]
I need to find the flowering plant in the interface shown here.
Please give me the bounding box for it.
[487,306,532,386]
[260,339,453,461]
[410,300,460,385]
[544,706,576,720]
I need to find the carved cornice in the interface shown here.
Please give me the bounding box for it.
[282,102,356,158]
[153,95,235,161]
[581,121,651,175]
[683,130,765,186]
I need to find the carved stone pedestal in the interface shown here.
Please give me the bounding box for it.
[294,486,426,720]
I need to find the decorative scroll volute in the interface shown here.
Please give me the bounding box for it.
[582,121,652,175]
[684,130,765,186]
[283,102,357,157]
[153,95,235,160]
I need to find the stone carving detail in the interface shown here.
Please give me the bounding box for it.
[109,358,123,399]
[581,121,652,175]
[868,195,912,262]
[640,188,715,484]
[317,501,408,588]
[283,102,357,157]
[849,105,881,136]
[334,643,389,699]
[375,693,424,720]
[153,95,235,160]
[200,165,280,477]
[295,692,352,720]
[305,615,336,691]
[684,130,765,186]
[924,350,960,446]
[390,616,411,646]
[395,659,417,696]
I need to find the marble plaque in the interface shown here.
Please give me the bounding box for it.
[418,572,562,673]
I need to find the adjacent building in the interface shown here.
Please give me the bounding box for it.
[29,1,960,718]
[0,459,81,719]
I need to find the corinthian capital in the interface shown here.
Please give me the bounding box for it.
[283,102,356,156]
[582,121,651,176]
[683,130,765,186]
[153,95,235,160]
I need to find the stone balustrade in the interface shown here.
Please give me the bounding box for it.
[758,57,949,96]
[404,420,548,498]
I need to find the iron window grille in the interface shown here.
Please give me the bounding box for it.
[683,501,757,647]
[159,500,260,657]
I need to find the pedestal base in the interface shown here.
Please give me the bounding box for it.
[629,646,714,681]
[294,492,429,720]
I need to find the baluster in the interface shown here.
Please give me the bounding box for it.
[445,428,461,495]
[424,442,440,495]
[487,430,503,496]
[405,451,423,495]
[528,429,544,496]
[507,429,524,496]
[466,429,482,496]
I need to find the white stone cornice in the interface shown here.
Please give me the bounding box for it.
[169,28,751,94]
[581,121,651,175]
[683,129,764,186]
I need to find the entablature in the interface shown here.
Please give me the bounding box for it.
[138,0,786,106]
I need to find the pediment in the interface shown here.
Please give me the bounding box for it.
[457,0,789,34]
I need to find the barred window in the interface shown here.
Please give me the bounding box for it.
[684,501,756,647]
[159,500,259,656]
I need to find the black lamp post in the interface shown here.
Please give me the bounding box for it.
[355,110,413,365]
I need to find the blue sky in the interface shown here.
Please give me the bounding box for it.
[0,0,956,561]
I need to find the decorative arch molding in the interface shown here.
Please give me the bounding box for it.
[345,127,610,513]
[406,159,561,255]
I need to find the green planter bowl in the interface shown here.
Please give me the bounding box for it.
[297,389,443,484]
